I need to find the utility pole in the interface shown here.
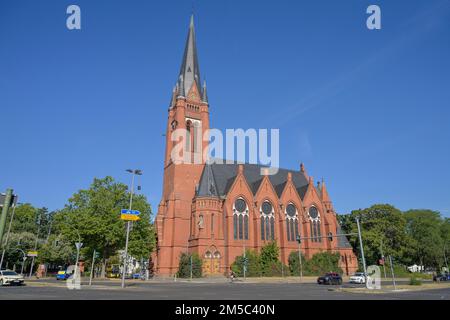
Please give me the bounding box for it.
[389,255,397,290]
[296,235,303,282]
[243,239,247,281]
[17,249,27,275]
[356,216,367,275]
[74,241,83,281]
[29,210,42,278]
[122,169,142,288]
[189,254,193,281]
[380,239,387,279]
[443,244,449,272]
[89,249,96,286]
[0,194,18,270]
[0,189,13,254]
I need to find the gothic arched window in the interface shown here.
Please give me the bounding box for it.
[233,198,248,240]
[285,203,299,242]
[308,206,321,242]
[260,201,275,241]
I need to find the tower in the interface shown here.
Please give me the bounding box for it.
[155,15,210,275]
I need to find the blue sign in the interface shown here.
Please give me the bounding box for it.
[121,209,141,215]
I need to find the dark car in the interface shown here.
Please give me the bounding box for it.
[433,273,450,282]
[317,272,343,285]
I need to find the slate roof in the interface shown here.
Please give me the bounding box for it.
[336,224,353,248]
[196,160,309,198]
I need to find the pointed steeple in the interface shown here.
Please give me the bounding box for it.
[300,162,309,180]
[197,162,219,197]
[321,179,331,203]
[202,80,208,103]
[178,15,202,98]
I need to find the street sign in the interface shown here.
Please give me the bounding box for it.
[121,209,140,215]
[121,214,141,221]
[75,242,83,250]
[120,209,141,221]
[27,251,38,257]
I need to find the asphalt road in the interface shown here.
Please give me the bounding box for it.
[1,281,449,300]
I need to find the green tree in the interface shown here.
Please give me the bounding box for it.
[37,234,74,266]
[304,251,343,275]
[340,204,412,266]
[1,231,36,270]
[441,218,450,269]
[177,252,202,278]
[404,210,445,269]
[54,176,156,276]
[259,241,284,276]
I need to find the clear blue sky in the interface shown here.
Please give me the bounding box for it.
[1,0,449,217]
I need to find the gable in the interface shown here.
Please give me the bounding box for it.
[195,160,310,199]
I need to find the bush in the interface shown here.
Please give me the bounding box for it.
[260,242,281,276]
[177,253,202,278]
[288,251,307,276]
[305,252,343,275]
[288,251,343,276]
[231,250,261,277]
[409,276,422,286]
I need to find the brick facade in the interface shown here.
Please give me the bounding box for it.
[152,16,358,277]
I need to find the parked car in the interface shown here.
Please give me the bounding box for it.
[433,273,450,282]
[349,272,367,284]
[0,270,25,286]
[317,272,343,285]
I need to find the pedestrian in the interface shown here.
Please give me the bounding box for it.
[229,268,235,283]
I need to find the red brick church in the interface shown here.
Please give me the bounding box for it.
[153,16,358,276]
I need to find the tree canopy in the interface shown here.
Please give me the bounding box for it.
[339,204,449,270]
[1,176,156,274]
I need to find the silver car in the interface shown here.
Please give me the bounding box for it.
[349,272,367,284]
[0,270,25,286]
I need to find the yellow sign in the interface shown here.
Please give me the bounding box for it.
[121,214,140,221]
[27,251,38,257]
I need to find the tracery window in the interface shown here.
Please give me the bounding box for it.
[233,198,249,240]
[308,206,321,242]
[285,203,299,242]
[260,201,275,241]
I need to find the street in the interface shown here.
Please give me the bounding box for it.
[1,278,449,300]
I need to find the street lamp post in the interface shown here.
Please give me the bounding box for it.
[73,229,82,284]
[0,198,18,270]
[18,250,27,275]
[121,169,142,289]
[89,249,97,286]
[355,216,367,276]
[74,242,83,279]
[29,211,42,278]
[380,239,387,279]
[189,254,193,281]
[296,235,303,282]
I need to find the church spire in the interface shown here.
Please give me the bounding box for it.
[178,14,202,98]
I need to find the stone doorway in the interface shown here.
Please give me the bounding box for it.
[202,250,221,275]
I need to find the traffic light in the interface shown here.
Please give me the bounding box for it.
[296,235,301,244]
[328,232,333,242]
